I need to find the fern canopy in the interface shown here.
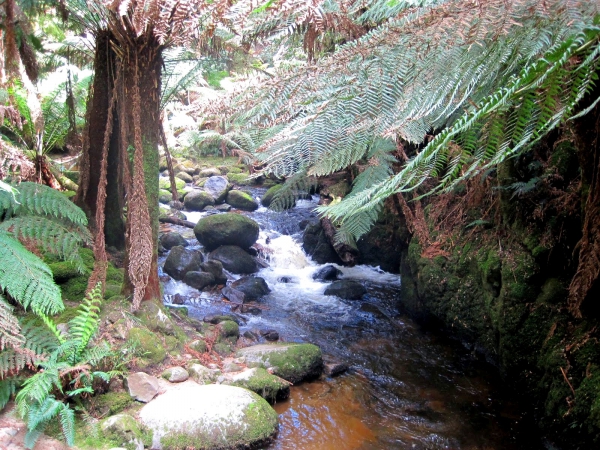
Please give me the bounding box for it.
[234,0,600,242]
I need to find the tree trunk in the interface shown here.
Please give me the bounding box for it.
[77,29,162,307]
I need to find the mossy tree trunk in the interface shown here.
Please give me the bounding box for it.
[77,29,162,307]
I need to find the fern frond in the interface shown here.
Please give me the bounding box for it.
[16,368,61,417]
[0,294,24,351]
[0,231,63,315]
[269,172,318,211]
[0,216,92,270]
[68,283,102,363]
[0,182,88,226]
[0,378,18,409]
[59,404,75,447]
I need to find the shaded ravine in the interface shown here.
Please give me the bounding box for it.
[160,191,544,450]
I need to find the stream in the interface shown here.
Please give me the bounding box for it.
[160,188,544,450]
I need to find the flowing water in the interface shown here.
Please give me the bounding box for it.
[160,188,543,450]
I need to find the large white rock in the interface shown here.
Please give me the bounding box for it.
[139,381,278,450]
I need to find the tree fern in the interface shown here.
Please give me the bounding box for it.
[236,0,600,242]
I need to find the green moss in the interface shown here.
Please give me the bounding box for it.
[127,327,167,365]
[90,392,134,416]
[159,176,185,191]
[227,172,252,185]
[259,344,322,383]
[48,261,81,283]
[103,283,122,300]
[60,275,90,301]
[219,320,240,340]
[230,368,290,403]
[536,278,567,305]
[159,189,172,203]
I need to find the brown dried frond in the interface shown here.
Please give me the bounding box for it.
[0,138,35,180]
[18,38,39,83]
[128,66,154,311]
[0,298,25,352]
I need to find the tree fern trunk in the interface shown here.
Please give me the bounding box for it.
[78,30,162,306]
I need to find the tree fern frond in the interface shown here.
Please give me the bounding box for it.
[0,295,24,352]
[2,182,88,226]
[0,378,18,409]
[0,216,92,270]
[0,231,63,315]
[269,172,318,211]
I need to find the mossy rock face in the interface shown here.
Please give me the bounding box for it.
[194,213,260,251]
[226,190,259,211]
[183,189,215,211]
[139,382,278,450]
[237,343,323,384]
[159,189,172,204]
[91,392,134,417]
[101,413,145,446]
[160,176,186,191]
[227,367,290,403]
[227,172,252,185]
[48,261,81,283]
[127,327,167,365]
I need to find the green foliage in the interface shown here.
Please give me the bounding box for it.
[268,172,318,211]
[236,0,600,243]
[10,283,119,449]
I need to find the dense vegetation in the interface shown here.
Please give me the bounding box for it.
[1,0,599,448]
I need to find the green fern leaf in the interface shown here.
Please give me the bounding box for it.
[0,378,18,410]
[1,182,87,226]
[59,404,75,446]
[68,283,102,363]
[0,231,63,315]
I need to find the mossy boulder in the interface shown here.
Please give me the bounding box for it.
[127,327,167,365]
[101,413,144,447]
[194,213,260,251]
[183,189,215,211]
[159,232,189,250]
[163,245,203,280]
[203,176,230,203]
[48,261,81,283]
[90,392,134,417]
[176,171,193,183]
[236,343,323,384]
[139,382,278,450]
[159,189,172,204]
[199,167,221,177]
[209,245,258,274]
[160,176,185,191]
[226,367,290,403]
[227,172,252,185]
[226,190,259,211]
[187,363,221,385]
[261,184,291,209]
